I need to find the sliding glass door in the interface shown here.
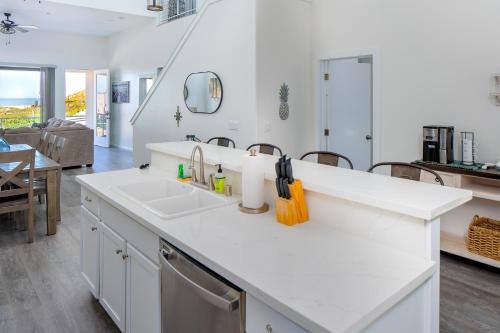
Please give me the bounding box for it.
[0,67,41,128]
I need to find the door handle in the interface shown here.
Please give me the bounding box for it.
[159,249,240,312]
[366,135,373,141]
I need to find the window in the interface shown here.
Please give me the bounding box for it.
[65,71,87,125]
[0,68,41,129]
[139,76,155,105]
[158,0,197,24]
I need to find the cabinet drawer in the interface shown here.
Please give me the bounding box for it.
[246,295,309,333]
[81,187,100,217]
[421,171,460,187]
[100,200,160,265]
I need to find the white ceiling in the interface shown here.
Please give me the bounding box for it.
[0,0,156,36]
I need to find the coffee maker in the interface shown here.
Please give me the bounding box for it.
[423,126,439,162]
[423,126,454,164]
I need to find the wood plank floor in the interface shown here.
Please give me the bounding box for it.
[0,146,131,333]
[0,146,499,332]
[440,253,500,333]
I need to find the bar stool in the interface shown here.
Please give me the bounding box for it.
[207,137,236,148]
[300,151,354,169]
[246,143,283,156]
[367,162,444,185]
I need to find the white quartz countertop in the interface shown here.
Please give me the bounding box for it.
[77,168,436,333]
[147,142,472,220]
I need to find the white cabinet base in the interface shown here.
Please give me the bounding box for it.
[126,243,161,333]
[100,223,127,332]
[80,207,100,299]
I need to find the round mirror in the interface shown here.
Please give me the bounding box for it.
[184,71,223,114]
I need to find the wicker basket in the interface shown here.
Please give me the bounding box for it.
[467,215,500,261]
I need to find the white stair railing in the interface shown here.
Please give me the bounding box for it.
[130,0,220,125]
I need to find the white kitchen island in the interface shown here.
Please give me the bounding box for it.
[77,141,472,333]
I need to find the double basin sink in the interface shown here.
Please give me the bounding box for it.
[112,179,237,219]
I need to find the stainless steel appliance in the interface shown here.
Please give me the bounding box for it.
[423,126,439,162]
[159,239,246,333]
[423,126,454,164]
[438,126,454,164]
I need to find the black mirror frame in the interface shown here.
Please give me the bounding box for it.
[183,71,223,114]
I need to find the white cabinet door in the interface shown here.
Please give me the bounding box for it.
[80,207,100,299]
[100,223,126,332]
[246,295,309,333]
[126,244,161,333]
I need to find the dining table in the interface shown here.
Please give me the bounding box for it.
[2,144,61,235]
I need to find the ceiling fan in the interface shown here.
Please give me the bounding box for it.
[1,12,39,38]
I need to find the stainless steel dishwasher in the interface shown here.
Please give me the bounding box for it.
[159,239,246,333]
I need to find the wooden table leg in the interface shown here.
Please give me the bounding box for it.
[46,169,57,235]
[56,167,61,222]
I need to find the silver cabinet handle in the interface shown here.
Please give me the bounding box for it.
[116,249,123,255]
[159,249,239,312]
[266,324,273,332]
[84,196,92,202]
[122,254,129,260]
[91,226,97,232]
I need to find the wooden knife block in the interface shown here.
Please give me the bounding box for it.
[275,179,309,226]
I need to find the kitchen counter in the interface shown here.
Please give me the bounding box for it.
[148,142,472,220]
[77,167,436,333]
[414,160,500,180]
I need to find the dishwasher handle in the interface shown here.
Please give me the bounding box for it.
[160,249,240,313]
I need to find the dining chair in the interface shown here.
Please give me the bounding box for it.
[367,162,444,185]
[39,132,52,156]
[50,136,68,164]
[300,151,354,169]
[34,136,67,206]
[246,143,283,156]
[47,134,57,158]
[207,137,236,148]
[0,149,35,242]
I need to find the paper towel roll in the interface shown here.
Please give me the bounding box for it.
[242,151,265,209]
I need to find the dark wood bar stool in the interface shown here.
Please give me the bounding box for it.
[300,151,354,169]
[367,162,444,185]
[246,143,283,156]
[207,137,236,148]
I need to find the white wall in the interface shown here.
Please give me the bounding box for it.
[133,0,258,165]
[312,0,500,163]
[256,0,313,158]
[107,17,193,150]
[0,30,107,120]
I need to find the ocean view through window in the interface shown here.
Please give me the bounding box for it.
[0,68,41,129]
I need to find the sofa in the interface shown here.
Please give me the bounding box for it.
[0,118,94,168]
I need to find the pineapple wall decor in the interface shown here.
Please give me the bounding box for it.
[279,83,290,120]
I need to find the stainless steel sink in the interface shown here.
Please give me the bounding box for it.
[112,179,237,219]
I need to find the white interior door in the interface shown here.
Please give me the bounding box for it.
[94,69,111,147]
[324,57,373,171]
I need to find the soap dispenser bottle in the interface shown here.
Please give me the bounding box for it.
[214,164,226,194]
